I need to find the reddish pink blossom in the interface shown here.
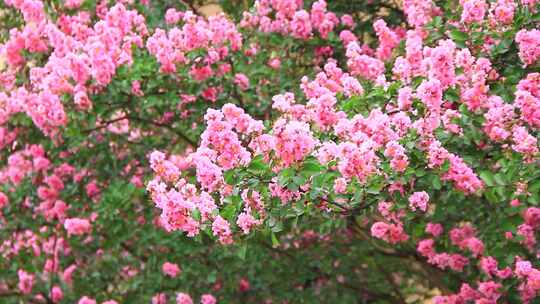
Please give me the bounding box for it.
[64,218,92,236]
[162,262,181,278]
[409,191,429,212]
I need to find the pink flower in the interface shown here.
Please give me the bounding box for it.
[201,87,220,102]
[268,58,281,69]
[339,30,357,46]
[290,10,312,39]
[131,80,144,97]
[398,87,414,110]
[191,66,214,82]
[64,218,92,236]
[426,223,443,237]
[340,14,355,28]
[62,264,77,284]
[409,191,429,212]
[234,73,250,91]
[515,90,540,129]
[273,120,316,167]
[511,126,538,159]
[524,207,540,229]
[152,293,167,304]
[78,296,97,304]
[384,141,409,172]
[417,79,442,113]
[442,154,484,194]
[18,270,34,295]
[346,42,385,81]
[371,222,409,244]
[417,239,436,258]
[402,0,437,28]
[461,0,487,23]
[465,237,485,257]
[490,0,516,25]
[480,256,499,277]
[515,260,533,277]
[516,29,540,66]
[0,191,8,208]
[162,262,181,278]
[50,285,63,303]
[201,294,216,304]
[477,281,502,300]
[334,177,348,194]
[85,180,100,198]
[373,19,400,61]
[165,8,182,24]
[64,0,83,9]
[212,216,233,244]
[236,212,260,234]
[176,293,193,304]
[239,278,250,292]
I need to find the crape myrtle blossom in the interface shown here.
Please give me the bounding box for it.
[1,3,148,137]
[147,2,540,300]
[240,0,341,40]
[3,0,540,301]
[149,10,540,253]
[516,29,540,66]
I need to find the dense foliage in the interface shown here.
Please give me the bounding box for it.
[1,0,540,303]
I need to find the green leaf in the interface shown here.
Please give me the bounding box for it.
[432,176,442,190]
[191,209,201,221]
[485,189,498,203]
[224,170,236,185]
[221,201,237,222]
[278,168,295,186]
[480,171,495,187]
[248,156,268,173]
[301,161,324,176]
[449,30,468,44]
[529,180,540,193]
[441,160,451,172]
[237,244,247,260]
[271,232,280,247]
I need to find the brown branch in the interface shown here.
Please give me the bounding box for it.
[83,116,129,134]
[126,115,196,147]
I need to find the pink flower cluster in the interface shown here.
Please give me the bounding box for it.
[240,0,346,40]
[408,191,429,212]
[147,104,269,242]
[516,73,540,129]
[147,12,242,74]
[345,41,385,81]
[200,104,263,170]
[162,262,181,278]
[371,221,409,244]
[18,269,35,295]
[460,0,487,24]
[373,19,401,61]
[173,292,216,304]
[427,140,484,194]
[370,201,410,244]
[402,0,438,28]
[1,3,148,136]
[516,29,540,66]
[450,224,485,257]
[516,207,540,251]
[417,239,470,272]
[489,0,516,25]
[64,218,92,236]
[272,119,317,167]
[433,281,503,304]
[433,255,540,304]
